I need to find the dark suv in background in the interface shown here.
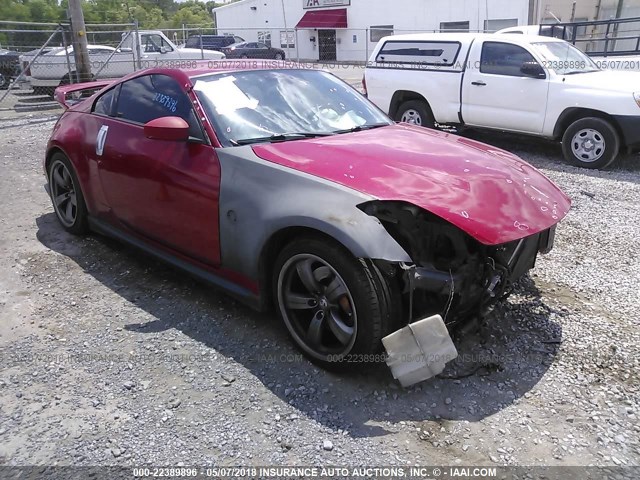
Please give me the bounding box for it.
[184,35,245,51]
[0,49,20,89]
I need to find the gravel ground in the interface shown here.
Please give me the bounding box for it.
[0,116,638,469]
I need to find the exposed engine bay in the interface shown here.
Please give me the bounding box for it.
[359,201,556,327]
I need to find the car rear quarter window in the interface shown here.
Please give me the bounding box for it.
[480,42,538,76]
[114,74,204,139]
[93,87,118,116]
[375,41,461,66]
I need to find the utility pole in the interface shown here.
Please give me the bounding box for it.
[281,0,289,59]
[614,0,625,19]
[68,0,91,83]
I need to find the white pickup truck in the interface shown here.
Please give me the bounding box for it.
[364,32,640,169]
[26,30,225,95]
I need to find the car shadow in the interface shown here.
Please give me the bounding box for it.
[460,128,640,179]
[36,213,563,438]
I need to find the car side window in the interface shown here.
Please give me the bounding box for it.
[114,74,204,140]
[257,43,269,49]
[93,86,118,116]
[480,42,540,76]
[246,43,257,48]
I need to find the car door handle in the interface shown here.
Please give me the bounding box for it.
[96,125,109,156]
[471,81,487,86]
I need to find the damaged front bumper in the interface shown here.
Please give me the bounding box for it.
[380,226,556,327]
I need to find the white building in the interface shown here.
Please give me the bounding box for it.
[212,0,533,62]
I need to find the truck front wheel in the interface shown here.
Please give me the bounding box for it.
[561,117,620,169]
[395,100,435,129]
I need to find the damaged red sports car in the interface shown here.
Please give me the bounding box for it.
[45,63,570,369]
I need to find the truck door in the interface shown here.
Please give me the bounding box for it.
[462,40,549,134]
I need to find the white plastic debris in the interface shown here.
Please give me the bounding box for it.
[382,314,458,388]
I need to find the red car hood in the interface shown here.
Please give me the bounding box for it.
[252,124,571,245]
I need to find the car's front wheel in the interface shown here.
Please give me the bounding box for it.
[561,117,620,169]
[274,53,284,60]
[273,236,396,370]
[48,152,89,235]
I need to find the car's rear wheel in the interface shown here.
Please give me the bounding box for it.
[274,53,284,60]
[395,100,436,129]
[273,236,396,370]
[48,152,88,235]
[241,54,248,59]
[561,117,619,169]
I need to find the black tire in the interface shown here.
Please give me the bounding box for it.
[60,73,73,86]
[273,236,397,371]
[395,99,436,129]
[274,53,284,60]
[32,86,55,97]
[561,117,620,169]
[241,54,248,59]
[47,152,89,235]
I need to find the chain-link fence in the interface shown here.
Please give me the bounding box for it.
[207,26,492,63]
[3,18,640,119]
[0,21,228,118]
[0,20,140,117]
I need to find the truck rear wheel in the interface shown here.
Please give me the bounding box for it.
[395,100,435,129]
[561,117,619,169]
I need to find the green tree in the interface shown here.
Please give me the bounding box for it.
[166,1,213,29]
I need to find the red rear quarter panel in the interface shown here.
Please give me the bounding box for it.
[47,110,107,216]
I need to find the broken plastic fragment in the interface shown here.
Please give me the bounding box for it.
[382,314,458,388]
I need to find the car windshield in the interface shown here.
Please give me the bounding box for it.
[531,41,600,75]
[193,69,391,146]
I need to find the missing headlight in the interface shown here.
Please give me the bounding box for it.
[357,200,476,271]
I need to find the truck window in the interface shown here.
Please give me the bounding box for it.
[375,41,461,66]
[185,36,200,48]
[480,42,540,77]
[142,34,174,53]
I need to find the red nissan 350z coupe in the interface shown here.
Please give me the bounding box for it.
[45,62,570,369]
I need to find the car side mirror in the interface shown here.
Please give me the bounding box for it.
[160,46,170,54]
[143,117,190,141]
[520,61,546,79]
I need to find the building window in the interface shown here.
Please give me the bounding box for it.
[370,25,394,43]
[484,18,518,32]
[258,31,272,47]
[440,21,470,32]
[280,30,295,48]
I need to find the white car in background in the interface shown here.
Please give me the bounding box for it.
[24,31,225,95]
[20,45,117,95]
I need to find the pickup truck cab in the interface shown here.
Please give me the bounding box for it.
[27,30,225,95]
[497,24,640,71]
[364,32,640,168]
